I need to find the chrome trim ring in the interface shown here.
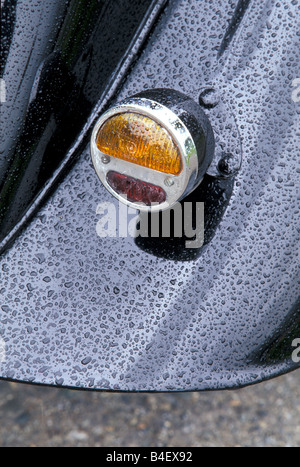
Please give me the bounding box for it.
[91,97,199,212]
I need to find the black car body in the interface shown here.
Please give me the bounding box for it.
[0,0,299,391]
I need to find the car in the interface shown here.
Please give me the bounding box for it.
[0,0,299,392]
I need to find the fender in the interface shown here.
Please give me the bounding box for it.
[0,0,299,391]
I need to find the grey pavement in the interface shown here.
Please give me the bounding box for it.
[0,370,299,447]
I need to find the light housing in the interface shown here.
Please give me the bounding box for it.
[91,89,215,212]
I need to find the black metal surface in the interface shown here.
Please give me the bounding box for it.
[0,0,299,391]
[0,0,166,245]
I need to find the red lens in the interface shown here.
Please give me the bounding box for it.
[107,171,166,206]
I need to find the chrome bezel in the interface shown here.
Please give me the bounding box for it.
[91,97,199,212]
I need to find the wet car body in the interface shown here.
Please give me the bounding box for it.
[0,0,299,391]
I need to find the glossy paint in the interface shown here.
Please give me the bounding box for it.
[0,0,167,246]
[0,0,299,391]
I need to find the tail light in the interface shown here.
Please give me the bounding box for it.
[91,89,215,212]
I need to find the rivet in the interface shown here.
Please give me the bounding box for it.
[164,177,175,187]
[199,88,219,109]
[218,153,238,176]
[101,155,110,164]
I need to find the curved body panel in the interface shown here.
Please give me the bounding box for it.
[0,0,299,391]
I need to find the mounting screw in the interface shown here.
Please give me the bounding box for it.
[164,177,174,187]
[217,153,238,177]
[101,155,110,164]
[199,88,219,109]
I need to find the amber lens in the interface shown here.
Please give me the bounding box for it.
[96,112,182,175]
